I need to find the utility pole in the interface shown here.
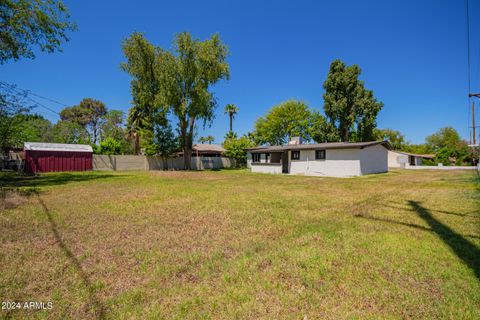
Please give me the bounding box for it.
[473,101,477,145]
[469,93,479,166]
[469,93,480,146]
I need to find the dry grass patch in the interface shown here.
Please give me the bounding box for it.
[0,169,479,319]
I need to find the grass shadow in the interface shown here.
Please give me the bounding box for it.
[354,214,480,240]
[382,203,480,219]
[408,200,480,280]
[0,172,121,189]
[36,193,106,319]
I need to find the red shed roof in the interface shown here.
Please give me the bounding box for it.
[24,142,93,153]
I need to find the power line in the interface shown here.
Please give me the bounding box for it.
[0,80,70,107]
[0,81,62,116]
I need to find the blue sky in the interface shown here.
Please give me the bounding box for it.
[2,0,478,144]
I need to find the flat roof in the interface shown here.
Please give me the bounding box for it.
[24,142,93,153]
[246,141,391,153]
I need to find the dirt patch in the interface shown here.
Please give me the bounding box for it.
[0,188,36,210]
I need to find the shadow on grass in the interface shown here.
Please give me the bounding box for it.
[382,203,480,218]
[0,172,121,189]
[36,193,106,319]
[408,200,480,280]
[354,214,480,240]
[356,201,480,280]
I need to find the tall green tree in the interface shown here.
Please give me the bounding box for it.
[81,98,107,144]
[323,59,383,142]
[199,135,215,144]
[0,0,76,63]
[60,98,107,144]
[154,32,229,169]
[122,32,229,164]
[100,110,125,142]
[253,100,311,145]
[224,104,239,132]
[121,32,167,155]
[309,110,340,143]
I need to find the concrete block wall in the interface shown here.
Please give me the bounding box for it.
[93,155,234,171]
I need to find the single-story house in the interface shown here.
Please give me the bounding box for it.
[246,139,391,177]
[24,142,93,173]
[387,150,435,168]
[192,144,225,157]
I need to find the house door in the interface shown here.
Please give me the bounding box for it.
[282,151,289,173]
[409,156,415,166]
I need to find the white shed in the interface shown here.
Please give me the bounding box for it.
[246,140,391,178]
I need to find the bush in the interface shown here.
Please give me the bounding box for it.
[223,135,255,167]
[99,137,122,155]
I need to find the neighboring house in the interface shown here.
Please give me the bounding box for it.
[388,150,435,168]
[246,139,391,177]
[192,144,225,157]
[24,142,93,173]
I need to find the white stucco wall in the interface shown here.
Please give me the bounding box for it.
[388,150,425,167]
[360,144,388,174]
[388,150,407,168]
[250,164,283,174]
[289,149,362,177]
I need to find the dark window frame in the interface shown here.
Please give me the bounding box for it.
[252,153,261,163]
[291,150,300,160]
[315,149,326,160]
[265,153,270,163]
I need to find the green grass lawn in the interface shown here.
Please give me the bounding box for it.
[1,169,479,319]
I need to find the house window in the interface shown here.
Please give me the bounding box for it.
[291,150,300,160]
[315,150,326,160]
[252,153,261,163]
[265,153,270,163]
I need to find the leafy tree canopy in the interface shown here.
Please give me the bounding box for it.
[426,127,462,151]
[253,100,312,145]
[323,59,383,142]
[0,0,76,63]
[122,31,229,169]
[309,111,340,143]
[375,128,406,150]
[60,98,107,144]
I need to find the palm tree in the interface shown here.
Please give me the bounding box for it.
[224,104,239,132]
[199,135,215,144]
[126,106,147,155]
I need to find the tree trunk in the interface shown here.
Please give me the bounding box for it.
[92,122,97,144]
[340,125,349,142]
[229,112,233,132]
[162,156,168,170]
